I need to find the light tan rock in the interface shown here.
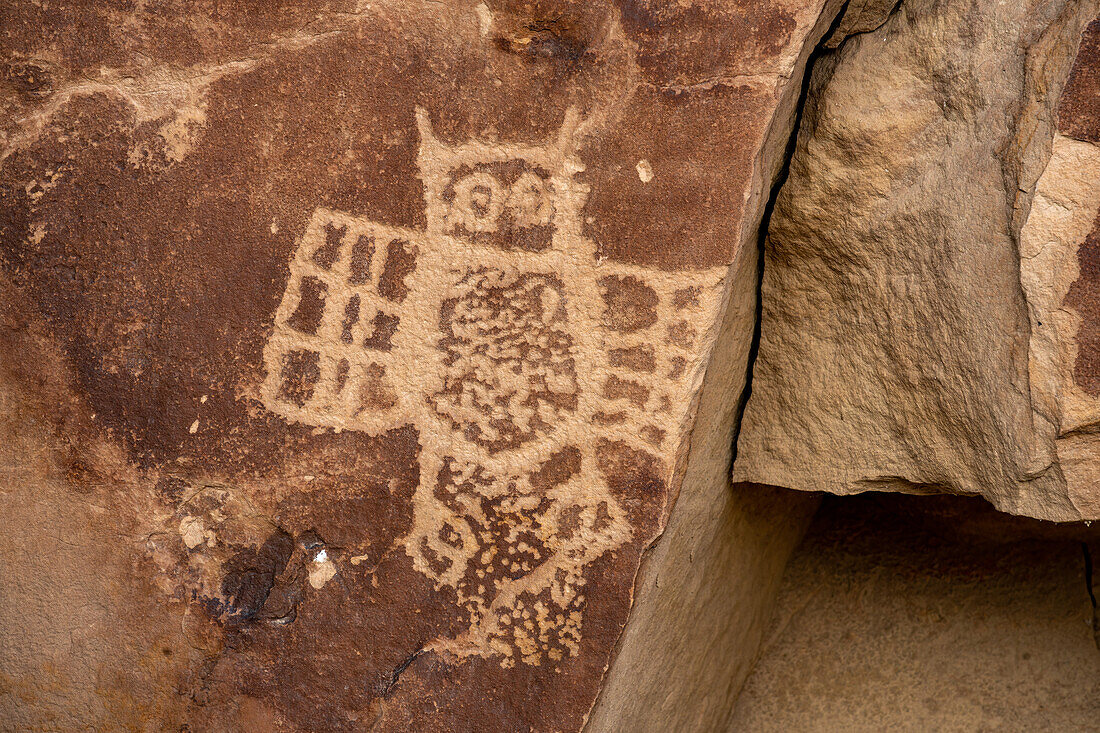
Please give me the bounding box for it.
[1022,131,1100,520]
[734,0,1100,521]
[731,494,1100,731]
[1023,17,1100,521]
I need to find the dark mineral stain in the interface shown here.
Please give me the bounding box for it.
[617,0,796,87]
[640,424,665,445]
[377,239,417,303]
[488,0,606,65]
[1066,209,1100,394]
[4,60,54,97]
[278,349,320,407]
[358,362,397,410]
[494,19,589,62]
[155,475,190,504]
[220,529,295,622]
[0,30,428,472]
[608,344,657,372]
[592,410,628,425]
[313,222,346,270]
[1058,19,1100,143]
[529,446,582,492]
[667,320,697,349]
[1061,22,1100,394]
[443,161,556,252]
[0,1,812,729]
[348,235,375,284]
[596,438,663,497]
[603,374,650,407]
[287,276,327,334]
[673,286,700,309]
[363,311,400,352]
[340,294,361,344]
[580,84,761,269]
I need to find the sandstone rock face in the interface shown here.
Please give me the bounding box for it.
[0,2,839,730]
[734,0,1100,521]
[1023,18,1100,520]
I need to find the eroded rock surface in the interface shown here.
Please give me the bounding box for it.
[731,494,1100,731]
[0,1,839,730]
[734,0,1100,521]
[1023,17,1100,520]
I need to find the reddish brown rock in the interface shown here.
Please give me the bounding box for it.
[1058,18,1100,144]
[0,1,840,730]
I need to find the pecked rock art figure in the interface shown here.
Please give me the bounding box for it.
[260,109,726,665]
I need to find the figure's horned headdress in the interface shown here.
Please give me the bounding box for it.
[414,106,590,255]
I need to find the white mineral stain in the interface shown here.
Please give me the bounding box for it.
[475,4,492,37]
[188,419,200,434]
[636,159,653,183]
[180,517,205,549]
[309,551,337,589]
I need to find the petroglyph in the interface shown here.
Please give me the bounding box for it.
[260,107,727,665]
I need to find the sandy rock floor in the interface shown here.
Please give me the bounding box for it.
[731,493,1100,732]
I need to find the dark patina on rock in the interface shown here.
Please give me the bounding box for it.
[0,1,833,730]
[1061,18,1100,397]
[1058,18,1100,144]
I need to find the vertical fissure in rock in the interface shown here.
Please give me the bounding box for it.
[382,646,427,697]
[731,0,902,462]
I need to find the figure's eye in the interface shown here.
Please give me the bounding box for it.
[506,171,553,228]
[450,171,504,232]
[470,184,494,215]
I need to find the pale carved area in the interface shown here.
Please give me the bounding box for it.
[257,108,727,666]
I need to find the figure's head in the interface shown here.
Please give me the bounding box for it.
[415,106,589,254]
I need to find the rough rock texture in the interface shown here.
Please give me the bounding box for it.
[1023,18,1100,521]
[0,2,840,730]
[731,494,1100,731]
[734,0,1100,521]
